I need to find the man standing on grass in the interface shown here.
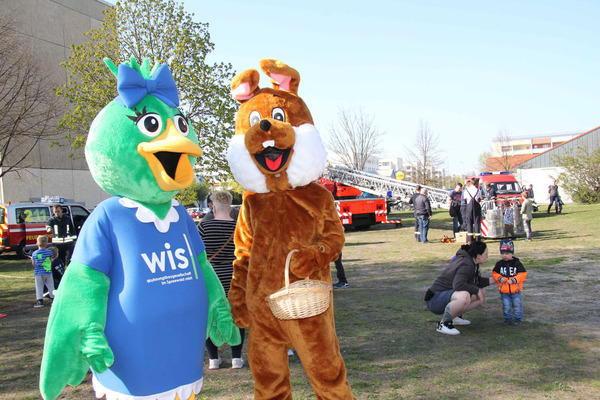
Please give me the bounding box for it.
[45,205,75,265]
[414,188,432,244]
[409,185,422,242]
[448,183,463,237]
[547,180,560,214]
[521,191,534,241]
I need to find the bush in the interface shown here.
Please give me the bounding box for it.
[554,146,600,204]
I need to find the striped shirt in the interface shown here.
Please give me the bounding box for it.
[198,219,237,295]
[32,248,53,275]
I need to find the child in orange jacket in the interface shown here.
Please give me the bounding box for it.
[492,239,527,325]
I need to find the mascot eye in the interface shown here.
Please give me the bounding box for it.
[272,108,286,122]
[137,113,163,137]
[173,115,189,136]
[249,111,262,127]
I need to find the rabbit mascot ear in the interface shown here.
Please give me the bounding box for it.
[226,59,354,399]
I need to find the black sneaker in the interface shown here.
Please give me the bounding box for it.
[333,282,349,289]
[34,300,44,308]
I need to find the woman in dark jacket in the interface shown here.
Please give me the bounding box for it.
[424,241,494,335]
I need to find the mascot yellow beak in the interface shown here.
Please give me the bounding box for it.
[137,119,203,192]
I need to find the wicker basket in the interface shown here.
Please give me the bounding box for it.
[265,249,332,320]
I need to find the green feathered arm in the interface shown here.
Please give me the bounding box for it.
[198,251,242,347]
[40,262,114,400]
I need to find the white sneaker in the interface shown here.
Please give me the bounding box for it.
[287,349,295,356]
[452,316,471,326]
[208,357,222,370]
[231,357,244,369]
[437,321,460,335]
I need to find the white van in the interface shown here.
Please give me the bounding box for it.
[0,200,91,258]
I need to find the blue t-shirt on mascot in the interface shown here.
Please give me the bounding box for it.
[71,196,208,397]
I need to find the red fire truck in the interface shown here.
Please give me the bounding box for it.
[476,171,523,201]
[316,177,402,230]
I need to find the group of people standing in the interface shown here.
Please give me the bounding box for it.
[410,181,485,244]
[444,179,561,243]
[421,179,562,335]
[415,178,485,244]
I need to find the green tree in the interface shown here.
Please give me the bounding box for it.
[477,151,491,173]
[174,180,211,206]
[57,0,237,180]
[218,179,246,205]
[553,145,600,204]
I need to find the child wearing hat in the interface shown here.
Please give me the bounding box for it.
[492,239,527,325]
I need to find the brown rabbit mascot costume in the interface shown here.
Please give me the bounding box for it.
[227,59,355,399]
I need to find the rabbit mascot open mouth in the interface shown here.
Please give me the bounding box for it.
[227,59,355,399]
[39,58,240,400]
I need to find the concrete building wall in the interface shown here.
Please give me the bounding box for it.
[0,0,111,207]
[514,167,570,204]
[0,167,110,208]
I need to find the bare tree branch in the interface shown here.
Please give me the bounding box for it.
[495,128,514,171]
[405,120,444,186]
[326,106,384,171]
[0,17,62,178]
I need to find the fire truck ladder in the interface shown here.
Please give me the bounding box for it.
[323,167,450,209]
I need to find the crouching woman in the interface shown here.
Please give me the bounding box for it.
[424,241,494,335]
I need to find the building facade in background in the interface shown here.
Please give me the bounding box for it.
[376,157,402,178]
[403,161,443,185]
[511,126,600,203]
[492,131,582,157]
[0,0,110,208]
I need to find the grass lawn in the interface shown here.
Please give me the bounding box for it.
[1,203,599,399]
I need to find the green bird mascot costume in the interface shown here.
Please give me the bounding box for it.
[39,58,240,400]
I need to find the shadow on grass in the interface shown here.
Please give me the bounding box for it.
[330,258,600,399]
[343,241,386,247]
[0,259,33,274]
[532,228,579,240]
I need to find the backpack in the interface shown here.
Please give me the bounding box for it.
[449,198,461,217]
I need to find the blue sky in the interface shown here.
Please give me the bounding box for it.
[184,0,600,174]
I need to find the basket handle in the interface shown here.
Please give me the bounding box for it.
[284,249,299,289]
